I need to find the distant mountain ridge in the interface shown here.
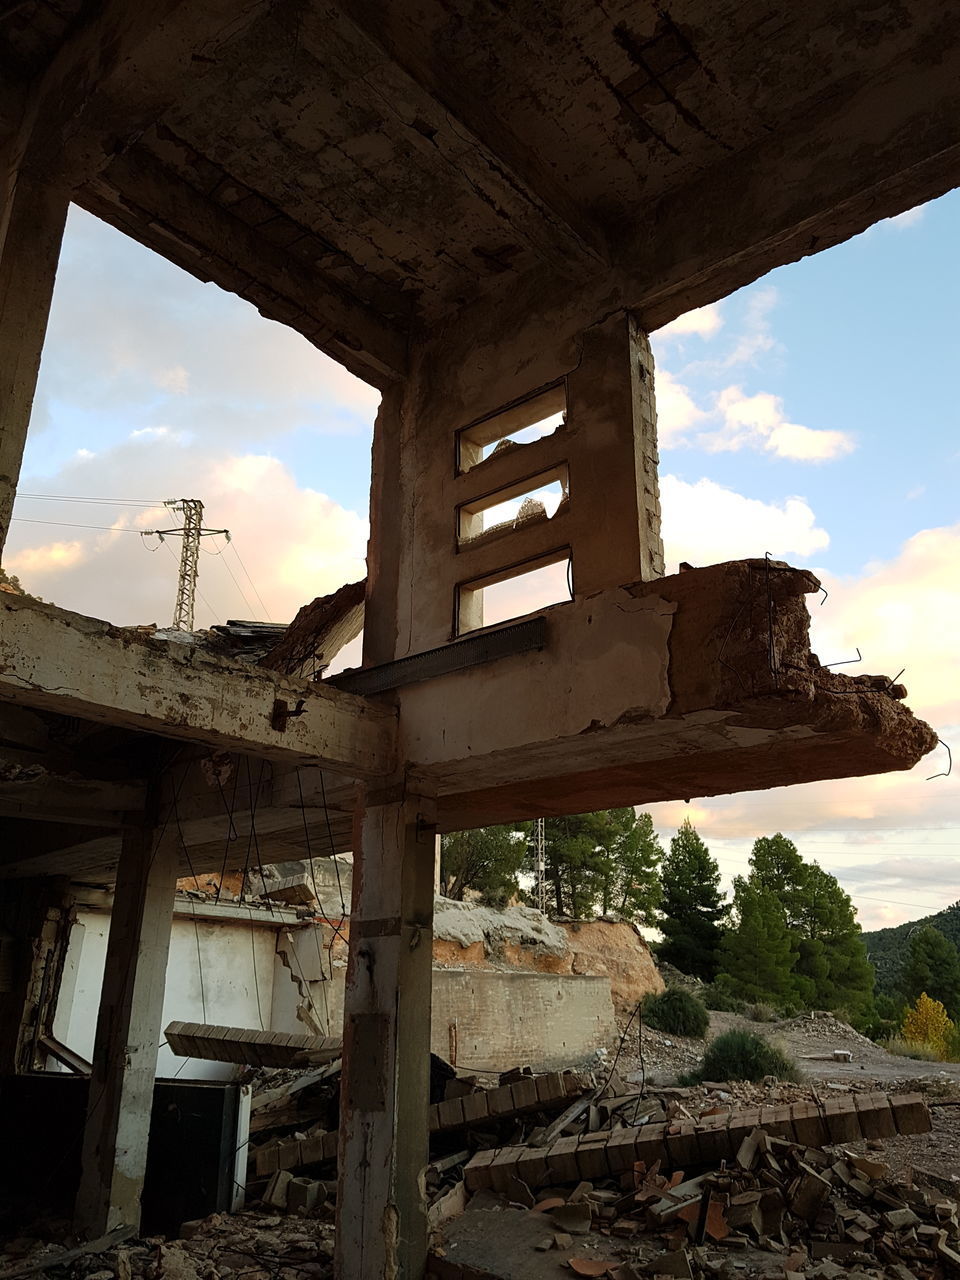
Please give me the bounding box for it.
[863,901,960,993]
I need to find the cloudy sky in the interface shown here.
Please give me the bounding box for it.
[7,194,959,933]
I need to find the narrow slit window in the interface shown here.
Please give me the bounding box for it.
[457,551,573,634]
[457,384,565,472]
[458,465,569,542]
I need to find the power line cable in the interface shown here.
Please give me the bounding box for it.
[229,541,271,621]
[9,517,146,533]
[17,493,165,506]
[210,537,260,620]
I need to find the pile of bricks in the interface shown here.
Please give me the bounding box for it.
[427,1092,943,1280]
[462,1094,929,1194]
[252,1067,592,1178]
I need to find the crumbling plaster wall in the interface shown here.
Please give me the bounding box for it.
[54,909,295,1079]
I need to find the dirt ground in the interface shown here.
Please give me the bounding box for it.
[613,1008,960,1088]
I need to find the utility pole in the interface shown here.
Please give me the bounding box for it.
[147,499,229,631]
[534,816,547,913]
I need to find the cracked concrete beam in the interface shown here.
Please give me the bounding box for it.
[0,593,397,777]
[396,560,938,829]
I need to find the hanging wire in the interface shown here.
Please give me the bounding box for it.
[209,537,260,619]
[214,763,242,903]
[229,541,271,621]
[927,738,953,781]
[9,517,146,533]
[16,493,165,506]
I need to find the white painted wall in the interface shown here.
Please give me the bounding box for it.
[53,907,336,1079]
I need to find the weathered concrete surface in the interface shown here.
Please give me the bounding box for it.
[0,591,397,776]
[432,969,615,1073]
[74,826,178,1237]
[396,560,936,829]
[7,1,950,381]
[432,901,664,1017]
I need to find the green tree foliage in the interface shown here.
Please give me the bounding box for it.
[865,901,960,998]
[657,819,727,981]
[642,988,709,1038]
[688,1029,798,1084]
[745,833,874,1018]
[439,825,526,906]
[719,878,798,1006]
[0,568,22,591]
[539,809,662,923]
[901,925,960,1019]
[607,810,663,924]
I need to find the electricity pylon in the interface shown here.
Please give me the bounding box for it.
[149,499,229,631]
[533,816,548,913]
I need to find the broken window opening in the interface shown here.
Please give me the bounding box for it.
[457,465,569,544]
[457,550,573,635]
[457,384,566,472]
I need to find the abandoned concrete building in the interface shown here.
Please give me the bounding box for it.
[0,1,954,1276]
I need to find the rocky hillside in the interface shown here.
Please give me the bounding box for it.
[864,900,960,993]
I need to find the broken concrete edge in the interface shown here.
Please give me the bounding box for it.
[164,1021,343,1069]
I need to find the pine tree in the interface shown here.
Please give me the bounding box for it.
[541,812,614,918]
[746,833,874,1017]
[440,825,526,905]
[902,926,960,1019]
[658,819,727,980]
[719,879,799,1005]
[612,810,663,926]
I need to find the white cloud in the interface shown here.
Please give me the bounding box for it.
[710,387,855,461]
[8,439,368,628]
[655,304,724,340]
[660,475,829,568]
[34,206,381,447]
[884,205,925,229]
[6,540,85,576]
[655,378,855,461]
[155,364,190,394]
[720,286,778,367]
[655,370,706,447]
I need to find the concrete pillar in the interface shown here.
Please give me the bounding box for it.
[74,825,178,1237]
[335,782,437,1280]
[0,164,69,559]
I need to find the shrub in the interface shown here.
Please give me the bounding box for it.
[881,1035,941,1062]
[643,988,710,1038]
[687,1029,798,1084]
[902,992,953,1059]
[745,1001,778,1023]
[700,977,745,1014]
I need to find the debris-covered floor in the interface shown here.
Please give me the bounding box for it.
[6,1053,960,1280]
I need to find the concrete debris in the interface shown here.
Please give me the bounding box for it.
[164,1022,342,1068]
[252,1064,594,1177]
[429,1090,944,1279]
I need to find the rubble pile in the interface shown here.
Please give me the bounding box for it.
[250,1061,596,1185]
[428,1089,946,1280]
[0,1210,336,1280]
